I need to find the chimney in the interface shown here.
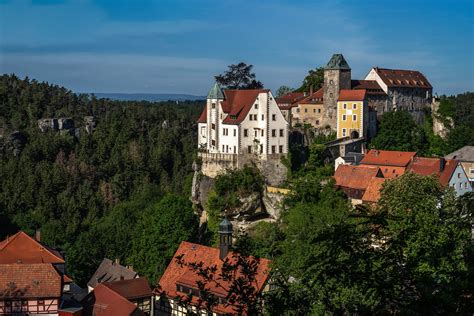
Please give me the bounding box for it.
[114,258,120,265]
[35,229,41,242]
[440,158,446,172]
[218,217,233,260]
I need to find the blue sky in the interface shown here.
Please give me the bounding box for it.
[1,0,473,95]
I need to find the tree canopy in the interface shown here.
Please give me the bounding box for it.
[296,67,324,93]
[215,62,264,89]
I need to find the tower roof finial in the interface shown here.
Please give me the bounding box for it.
[207,82,225,99]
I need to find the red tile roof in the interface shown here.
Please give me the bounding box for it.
[378,166,406,179]
[362,177,387,203]
[222,89,269,124]
[407,157,458,186]
[338,89,366,101]
[334,165,383,190]
[0,263,62,298]
[197,105,207,123]
[297,88,324,105]
[82,283,141,316]
[158,241,271,314]
[103,278,152,300]
[361,150,416,167]
[0,231,65,264]
[351,80,386,95]
[373,67,432,89]
[276,92,306,109]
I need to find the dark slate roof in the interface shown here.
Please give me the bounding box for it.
[207,82,225,99]
[342,152,365,164]
[445,146,474,162]
[87,258,138,288]
[325,54,351,70]
[218,218,233,233]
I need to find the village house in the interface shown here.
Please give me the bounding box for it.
[82,278,152,316]
[275,91,306,124]
[87,258,138,292]
[290,88,325,128]
[0,231,79,316]
[407,157,472,197]
[155,219,271,315]
[359,149,416,178]
[445,146,474,188]
[334,164,384,205]
[197,83,288,185]
[334,152,365,171]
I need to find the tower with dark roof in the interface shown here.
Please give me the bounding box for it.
[323,54,352,129]
[218,218,233,260]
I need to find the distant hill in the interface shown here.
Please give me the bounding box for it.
[91,92,205,102]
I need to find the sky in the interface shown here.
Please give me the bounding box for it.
[0,0,473,95]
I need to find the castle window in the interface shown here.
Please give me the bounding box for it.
[255,104,258,109]
[296,108,300,113]
[313,109,316,113]
[279,129,284,137]
[261,129,264,137]
[330,79,334,85]
[223,128,228,136]
[279,145,283,153]
[211,140,216,146]
[234,146,236,153]
[261,114,264,121]
[233,129,236,136]
[353,104,357,109]
[272,129,276,137]
[316,120,320,125]
[353,114,357,121]
[305,108,308,113]
[271,146,276,154]
[272,114,276,121]
[248,146,252,153]
[342,128,347,137]
[343,104,347,109]
[211,103,216,109]
[318,109,321,113]
[244,129,248,137]
[211,123,216,130]
[330,93,333,97]
[249,115,253,121]
[342,115,346,121]
[260,145,263,154]
[254,130,258,137]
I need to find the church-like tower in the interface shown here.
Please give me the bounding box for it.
[323,54,352,129]
[206,82,225,153]
[218,217,233,260]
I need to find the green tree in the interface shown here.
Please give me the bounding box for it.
[370,110,428,153]
[275,85,294,98]
[296,67,324,93]
[215,63,263,89]
[128,194,199,283]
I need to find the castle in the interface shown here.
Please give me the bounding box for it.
[282,54,433,140]
[197,83,288,185]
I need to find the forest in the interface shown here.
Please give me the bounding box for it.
[0,74,473,314]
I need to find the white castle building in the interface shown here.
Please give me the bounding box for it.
[197,83,288,185]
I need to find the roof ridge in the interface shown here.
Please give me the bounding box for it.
[0,231,21,250]
[97,283,136,307]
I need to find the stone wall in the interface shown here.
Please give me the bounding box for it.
[198,152,287,186]
[387,87,432,124]
[431,98,451,139]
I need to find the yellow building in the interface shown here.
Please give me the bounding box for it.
[336,89,368,139]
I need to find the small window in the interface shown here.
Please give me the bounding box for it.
[260,145,263,154]
[211,103,216,109]
[470,168,474,174]
[316,120,320,125]
[222,145,225,151]
[248,146,252,153]
[304,108,308,113]
[272,129,276,137]
[342,128,347,137]
[244,129,248,137]
[318,109,321,113]
[254,130,258,137]
[261,114,264,121]
[330,79,334,85]
[459,183,462,189]
[279,145,283,153]
[342,115,346,121]
[353,114,357,121]
[296,108,300,113]
[249,115,253,121]
[271,145,276,154]
[234,146,236,153]
[272,114,276,121]
[233,129,236,136]
[211,123,216,130]
[343,103,347,109]
[457,173,461,178]
[279,129,284,137]
[353,104,357,109]
[261,129,264,137]
[313,109,316,113]
[255,104,258,109]
[330,93,333,98]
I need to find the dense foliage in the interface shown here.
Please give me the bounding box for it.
[296,66,324,93]
[371,93,474,156]
[0,74,202,285]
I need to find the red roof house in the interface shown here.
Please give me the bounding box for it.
[360,150,416,178]
[338,89,367,101]
[334,164,384,201]
[361,177,387,203]
[407,157,458,186]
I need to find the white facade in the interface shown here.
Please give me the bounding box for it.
[448,163,472,197]
[198,89,288,157]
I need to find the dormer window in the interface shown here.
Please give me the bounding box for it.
[211,103,216,109]
[254,104,258,109]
